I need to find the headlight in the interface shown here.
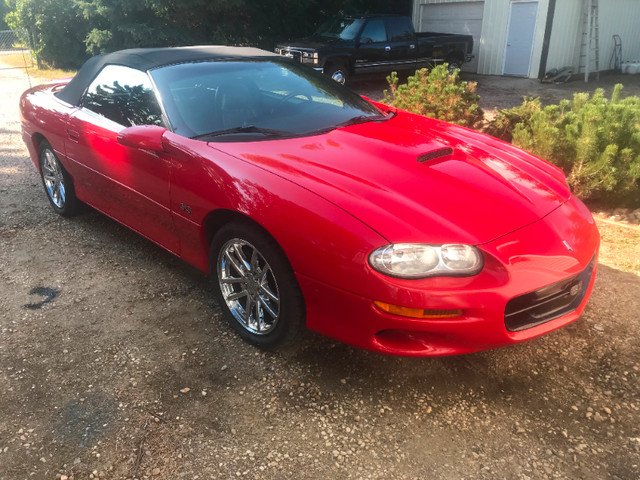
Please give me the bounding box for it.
[302,51,319,63]
[369,244,483,279]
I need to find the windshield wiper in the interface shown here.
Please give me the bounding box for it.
[311,114,390,135]
[193,125,293,140]
[334,114,389,128]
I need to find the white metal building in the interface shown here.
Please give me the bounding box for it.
[412,0,640,78]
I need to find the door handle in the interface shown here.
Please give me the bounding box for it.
[385,46,391,52]
[67,129,80,142]
[409,44,415,49]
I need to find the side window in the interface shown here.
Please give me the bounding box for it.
[360,19,387,43]
[82,65,164,128]
[386,17,414,42]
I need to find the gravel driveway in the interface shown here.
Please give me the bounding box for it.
[1,65,639,480]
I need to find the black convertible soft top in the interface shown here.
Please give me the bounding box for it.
[56,45,278,106]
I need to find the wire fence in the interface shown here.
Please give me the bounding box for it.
[0,29,34,68]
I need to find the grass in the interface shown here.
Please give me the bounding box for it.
[597,220,640,276]
[0,53,76,82]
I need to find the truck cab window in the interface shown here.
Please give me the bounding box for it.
[360,19,387,43]
[386,17,413,42]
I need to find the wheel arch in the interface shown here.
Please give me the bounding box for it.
[31,132,48,169]
[323,55,352,74]
[445,51,465,65]
[202,208,296,273]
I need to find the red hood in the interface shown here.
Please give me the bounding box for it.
[209,112,571,245]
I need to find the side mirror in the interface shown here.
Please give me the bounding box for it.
[117,125,167,152]
[359,36,373,45]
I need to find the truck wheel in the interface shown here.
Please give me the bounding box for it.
[326,64,349,85]
[446,59,463,75]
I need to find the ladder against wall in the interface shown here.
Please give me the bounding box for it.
[578,0,599,82]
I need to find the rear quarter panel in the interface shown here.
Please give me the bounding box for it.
[20,83,74,169]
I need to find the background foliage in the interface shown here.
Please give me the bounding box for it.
[386,69,639,207]
[3,0,411,67]
[384,65,484,129]
[0,1,9,29]
[485,85,640,207]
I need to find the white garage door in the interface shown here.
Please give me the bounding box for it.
[418,2,484,72]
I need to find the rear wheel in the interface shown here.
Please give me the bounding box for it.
[326,63,349,85]
[210,221,305,349]
[38,140,81,217]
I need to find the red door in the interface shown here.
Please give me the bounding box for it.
[65,109,179,253]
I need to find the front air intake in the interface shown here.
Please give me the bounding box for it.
[417,148,453,163]
[504,256,595,332]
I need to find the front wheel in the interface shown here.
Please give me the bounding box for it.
[210,221,305,349]
[446,59,463,75]
[325,63,350,85]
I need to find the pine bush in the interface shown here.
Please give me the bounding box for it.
[383,65,484,129]
[485,85,640,207]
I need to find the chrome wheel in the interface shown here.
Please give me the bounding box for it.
[41,148,66,209]
[218,238,280,335]
[448,62,461,75]
[331,70,346,84]
[326,64,349,85]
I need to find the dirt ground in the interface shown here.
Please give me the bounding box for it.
[1,63,639,480]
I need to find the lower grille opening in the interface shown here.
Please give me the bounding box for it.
[504,256,595,332]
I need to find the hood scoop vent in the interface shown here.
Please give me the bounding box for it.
[417,148,453,163]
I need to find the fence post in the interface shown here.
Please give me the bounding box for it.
[26,29,41,69]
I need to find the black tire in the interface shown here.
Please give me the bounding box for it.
[210,221,305,349]
[38,140,81,217]
[446,59,463,76]
[325,63,350,85]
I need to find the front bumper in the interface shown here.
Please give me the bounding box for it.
[298,196,599,356]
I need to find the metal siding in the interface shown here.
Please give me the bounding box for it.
[535,0,640,74]
[600,0,640,68]
[526,0,548,78]
[413,0,556,77]
[417,2,484,72]
[413,0,486,28]
[477,0,510,75]
[545,0,583,72]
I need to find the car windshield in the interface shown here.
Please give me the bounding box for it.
[314,17,364,40]
[150,59,385,141]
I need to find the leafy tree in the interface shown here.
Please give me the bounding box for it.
[5,0,411,69]
[76,0,170,54]
[5,0,88,68]
[1,1,10,29]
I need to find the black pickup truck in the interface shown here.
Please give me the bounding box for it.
[275,15,474,84]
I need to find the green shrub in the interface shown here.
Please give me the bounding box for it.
[485,85,640,207]
[383,65,484,129]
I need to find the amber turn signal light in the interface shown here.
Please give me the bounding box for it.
[374,301,463,319]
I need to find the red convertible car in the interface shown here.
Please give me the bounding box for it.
[20,46,599,356]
